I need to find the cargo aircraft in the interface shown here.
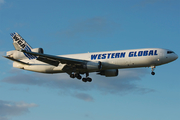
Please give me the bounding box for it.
[4,33,178,82]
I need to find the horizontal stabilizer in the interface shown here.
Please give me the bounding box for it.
[4,56,29,65]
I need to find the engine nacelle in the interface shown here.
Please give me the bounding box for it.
[83,61,102,70]
[6,48,44,60]
[31,48,44,54]
[98,69,118,77]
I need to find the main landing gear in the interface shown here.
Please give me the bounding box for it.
[70,73,92,82]
[82,73,92,82]
[151,66,155,75]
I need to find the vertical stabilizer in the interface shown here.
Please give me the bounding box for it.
[10,32,37,59]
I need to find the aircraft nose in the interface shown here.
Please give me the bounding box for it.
[175,54,178,60]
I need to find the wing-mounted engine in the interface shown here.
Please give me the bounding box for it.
[83,61,102,70]
[6,48,44,60]
[97,69,118,77]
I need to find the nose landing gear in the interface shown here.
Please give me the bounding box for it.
[151,71,155,75]
[151,66,156,75]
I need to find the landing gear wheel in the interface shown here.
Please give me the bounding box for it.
[81,73,92,82]
[151,71,155,75]
[87,77,92,82]
[82,77,92,82]
[82,78,87,82]
[74,73,82,80]
[77,75,82,80]
[70,74,75,78]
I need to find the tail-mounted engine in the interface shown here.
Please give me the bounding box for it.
[98,69,118,77]
[31,48,44,54]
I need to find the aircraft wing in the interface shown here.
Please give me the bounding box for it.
[4,56,29,65]
[21,50,89,66]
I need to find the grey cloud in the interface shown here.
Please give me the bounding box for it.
[0,0,4,9]
[72,92,94,102]
[0,100,37,120]
[0,0,4,4]
[9,87,29,92]
[93,69,154,95]
[2,72,93,91]
[0,117,8,120]
[1,68,154,101]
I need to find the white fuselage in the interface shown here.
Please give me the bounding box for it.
[13,48,178,73]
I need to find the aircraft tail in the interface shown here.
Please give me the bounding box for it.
[10,32,37,59]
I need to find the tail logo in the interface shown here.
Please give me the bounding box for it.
[10,32,37,60]
[11,33,26,49]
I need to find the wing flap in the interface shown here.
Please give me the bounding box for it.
[37,56,59,66]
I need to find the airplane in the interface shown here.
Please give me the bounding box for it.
[4,32,178,82]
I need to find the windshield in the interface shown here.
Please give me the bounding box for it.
[167,51,175,54]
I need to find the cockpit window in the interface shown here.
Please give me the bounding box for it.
[167,51,175,54]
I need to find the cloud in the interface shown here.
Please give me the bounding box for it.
[9,87,29,92]
[72,92,94,102]
[1,68,154,101]
[0,0,4,4]
[0,100,37,120]
[0,0,4,8]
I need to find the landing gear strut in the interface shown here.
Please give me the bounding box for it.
[151,66,156,75]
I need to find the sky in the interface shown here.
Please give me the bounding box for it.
[0,0,180,120]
